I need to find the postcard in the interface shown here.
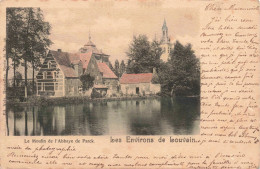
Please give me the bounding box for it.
[0,0,259,168]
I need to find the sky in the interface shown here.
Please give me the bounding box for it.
[7,4,199,79]
[42,6,199,64]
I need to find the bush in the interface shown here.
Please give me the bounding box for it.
[91,89,102,99]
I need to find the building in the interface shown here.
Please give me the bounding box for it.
[36,37,118,97]
[119,72,161,96]
[36,50,82,97]
[79,35,110,65]
[97,63,118,91]
[160,19,173,62]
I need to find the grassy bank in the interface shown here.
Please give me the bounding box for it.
[6,95,161,107]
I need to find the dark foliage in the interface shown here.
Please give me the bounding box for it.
[80,74,95,91]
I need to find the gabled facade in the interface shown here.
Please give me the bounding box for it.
[36,50,82,97]
[97,63,118,92]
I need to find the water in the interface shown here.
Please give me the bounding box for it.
[6,97,200,136]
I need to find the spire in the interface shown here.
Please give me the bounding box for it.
[162,18,168,30]
[88,30,91,41]
[161,18,169,43]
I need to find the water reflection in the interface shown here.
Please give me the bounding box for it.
[7,97,200,136]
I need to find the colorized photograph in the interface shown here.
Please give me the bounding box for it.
[5,6,200,136]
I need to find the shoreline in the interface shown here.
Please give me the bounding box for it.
[6,95,162,107]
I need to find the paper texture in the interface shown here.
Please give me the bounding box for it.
[0,0,259,168]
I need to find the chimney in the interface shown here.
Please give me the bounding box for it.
[57,49,62,52]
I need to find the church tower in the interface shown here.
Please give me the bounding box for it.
[160,19,172,62]
[161,19,169,44]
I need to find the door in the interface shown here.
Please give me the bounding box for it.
[136,87,139,94]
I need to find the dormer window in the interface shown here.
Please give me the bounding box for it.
[48,61,51,68]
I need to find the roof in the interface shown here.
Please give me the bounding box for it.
[120,73,153,84]
[50,50,78,78]
[79,52,92,69]
[80,39,109,56]
[97,63,118,79]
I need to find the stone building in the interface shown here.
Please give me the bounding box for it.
[119,72,160,96]
[79,35,110,65]
[36,37,118,97]
[36,50,82,97]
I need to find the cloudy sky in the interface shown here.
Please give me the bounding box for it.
[42,5,199,63]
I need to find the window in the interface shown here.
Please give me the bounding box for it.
[53,72,57,78]
[55,83,58,90]
[48,61,51,68]
[43,72,47,79]
[37,83,42,91]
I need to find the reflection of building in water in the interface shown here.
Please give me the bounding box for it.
[52,106,66,135]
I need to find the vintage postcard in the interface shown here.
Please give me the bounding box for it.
[0,0,259,168]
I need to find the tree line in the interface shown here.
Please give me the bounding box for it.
[6,8,52,99]
[125,35,200,96]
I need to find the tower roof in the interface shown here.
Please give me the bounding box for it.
[162,18,168,30]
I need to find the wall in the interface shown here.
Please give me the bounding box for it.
[104,78,119,96]
[64,78,80,96]
[36,54,64,97]
[120,83,150,96]
[85,56,103,84]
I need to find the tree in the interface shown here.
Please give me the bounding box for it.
[6,8,52,98]
[6,8,24,89]
[108,61,114,72]
[80,74,95,91]
[167,41,200,96]
[126,35,162,73]
[12,71,22,87]
[21,8,52,96]
[114,59,119,77]
[119,60,126,77]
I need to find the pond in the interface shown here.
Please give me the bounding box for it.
[6,97,200,136]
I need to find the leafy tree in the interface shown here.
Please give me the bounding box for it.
[114,59,119,77]
[6,8,52,98]
[166,41,200,96]
[22,8,52,95]
[108,61,114,72]
[126,35,151,73]
[119,60,126,77]
[6,8,24,88]
[126,35,162,73]
[80,74,95,91]
[12,71,22,87]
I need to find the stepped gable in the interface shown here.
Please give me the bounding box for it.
[50,50,77,78]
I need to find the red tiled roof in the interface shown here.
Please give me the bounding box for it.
[79,52,92,69]
[50,50,95,78]
[97,63,118,79]
[120,73,153,84]
[70,53,82,65]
